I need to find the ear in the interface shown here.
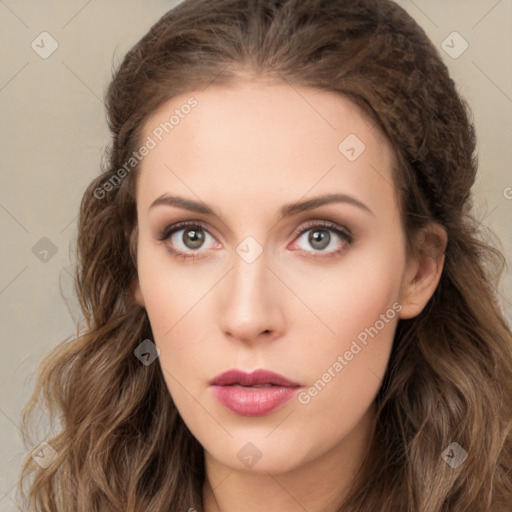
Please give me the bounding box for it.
[131,278,145,307]
[398,223,447,319]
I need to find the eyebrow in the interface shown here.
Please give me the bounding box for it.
[149,192,375,219]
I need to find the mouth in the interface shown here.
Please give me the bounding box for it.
[209,369,302,416]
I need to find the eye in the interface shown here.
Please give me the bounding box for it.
[291,221,353,259]
[158,221,219,259]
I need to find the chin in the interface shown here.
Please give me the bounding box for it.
[203,435,313,475]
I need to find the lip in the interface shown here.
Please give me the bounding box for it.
[209,369,302,387]
[209,369,302,417]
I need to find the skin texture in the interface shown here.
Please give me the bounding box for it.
[132,82,446,512]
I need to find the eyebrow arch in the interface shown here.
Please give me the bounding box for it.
[277,193,374,220]
[149,192,374,218]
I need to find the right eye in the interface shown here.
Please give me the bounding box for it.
[158,221,220,260]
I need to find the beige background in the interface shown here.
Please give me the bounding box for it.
[0,1,511,509]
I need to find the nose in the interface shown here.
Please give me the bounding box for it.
[218,248,285,344]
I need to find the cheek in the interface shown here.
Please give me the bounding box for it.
[137,261,211,432]
[135,242,219,393]
[286,233,405,348]
[279,280,402,462]
[136,238,213,338]
[283,238,404,414]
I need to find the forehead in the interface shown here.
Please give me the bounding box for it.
[144,80,389,154]
[136,82,397,217]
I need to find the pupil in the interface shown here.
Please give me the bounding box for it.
[309,230,329,249]
[184,228,204,249]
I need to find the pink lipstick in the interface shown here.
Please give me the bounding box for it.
[209,369,302,416]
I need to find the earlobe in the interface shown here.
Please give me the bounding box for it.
[398,223,447,320]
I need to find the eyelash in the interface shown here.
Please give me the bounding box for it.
[157,220,354,261]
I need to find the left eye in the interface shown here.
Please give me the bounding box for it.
[292,222,353,254]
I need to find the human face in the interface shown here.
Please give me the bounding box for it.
[134,81,409,475]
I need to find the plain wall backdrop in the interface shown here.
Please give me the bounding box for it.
[0,1,511,509]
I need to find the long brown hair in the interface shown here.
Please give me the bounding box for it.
[18,0,512,510]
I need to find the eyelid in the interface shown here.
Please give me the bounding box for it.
[158,219,214,242]
[291,220,353,242]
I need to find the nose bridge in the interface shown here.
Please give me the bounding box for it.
[233,248,268,301]
[219,242,280,341]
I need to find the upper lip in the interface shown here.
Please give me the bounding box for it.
[209,369,302,387]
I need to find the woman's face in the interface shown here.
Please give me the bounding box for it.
[133,81,416,475]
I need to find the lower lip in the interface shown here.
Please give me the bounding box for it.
[211,385,298,416]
